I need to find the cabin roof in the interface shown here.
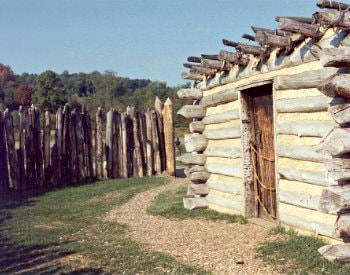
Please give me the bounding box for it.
[181,0,350,85]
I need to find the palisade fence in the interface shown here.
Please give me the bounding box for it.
[0,97,175,197]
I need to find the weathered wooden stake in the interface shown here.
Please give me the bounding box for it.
[151,110,162,174]
[163,98,175,176]
[0,111,10,194]
[145,110,154,176]
[95,107,104,179]
[43,110,51,187]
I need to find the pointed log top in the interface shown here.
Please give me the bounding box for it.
[18,106,23,112]
[187,56,202,63]
[96,107,102,116]
[164,97,173,106]
[155,96,164,113]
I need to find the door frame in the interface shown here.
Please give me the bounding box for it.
[237,79,279,220]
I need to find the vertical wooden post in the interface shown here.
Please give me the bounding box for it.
[34,107,43,190]
[95,107,104,179]
[138,112,147,173]
[0,111,10,194]
[151,110,162,174]
[105,109,114,178]
[69,109,78,184]
[155,97,166,171]
[18,106,26,191]
[126,107,134,177]
[145,110,154,176]
[43,110,51,188]
[4,109,18,190]
[163,98,176,176]
[56,107,63,183]
[131,109,143,177]
[112,111,120,178]
[75,110,86,182]
[25,106,34,191]
[120,112,128,178]
[62,104,71,186]
[83,109,94,181]
[50,143,58,188]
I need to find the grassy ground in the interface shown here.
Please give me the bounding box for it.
[0,177,209,274]
[257,226,350,275]
[147,185,247,224]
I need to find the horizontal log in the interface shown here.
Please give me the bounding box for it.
[190,66,217,76]
[188,165,207,174]
[276,16,314,24]
[200,88,238,107]
[314,10,350,29]
[334,214,350,238]
[207,194,242,212]
[222,39,238,48]
[251,26,296,37]
[316,128,350,155]
[317,0,350,10]
[204,146,241,159]
[318,243,350,262]
[321,48,350,67]
[279,189,320,211]
[274,68,339,90]
[319,186,350,214]
[207,176,243,194]
[277,145,331,163]
[277,17,320,37]
[190,171,210,183]
[328,99,350,125]
[319,74,350,98]
[276,96,330,113]
[206,163,242,178]
[279,210,334,238]
[177,153,206,165]
[241,33,255,41]
[183,197,208,210]
[278,168,326,186]
[326,157,350,183]
[184,133,207,153]
[181,72,203,81]
[187,56,201,63]
[177,105,206,119]
[177,88,203,100]
[277,120,334,137]
[218,50,240,64]
[201,59,231,71]
[255,30,291,48]
[183,63,195,69]
[187,184,209,196]
[229,42,266,56]
[201,54,219,60]
[189,121,205,133]
[204,125,241,140]
[202,109,240,125]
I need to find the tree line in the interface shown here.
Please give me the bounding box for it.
[0,63,188,127]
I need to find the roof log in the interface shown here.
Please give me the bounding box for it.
[242,34,256,41]
[181,72,203,81]
[222,39,266,56]
[201,59,231,71]
[201,54,219,60]
[255,31,291,48]
[190,66,217,76]
[314,9,350,28]
[187,56,202,63]
[277,17,321,38]
[317,0,350,10]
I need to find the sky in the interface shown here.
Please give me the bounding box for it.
[0,0,317,86]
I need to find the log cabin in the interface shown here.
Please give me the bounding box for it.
[177,0,350,243]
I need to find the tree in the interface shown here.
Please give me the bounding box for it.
[32,70,68,112]
[0,64,15,87]
[14,84,33,107]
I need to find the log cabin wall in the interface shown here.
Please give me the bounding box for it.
[178,24,350,240]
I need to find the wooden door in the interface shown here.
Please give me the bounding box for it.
[243,85,276,219]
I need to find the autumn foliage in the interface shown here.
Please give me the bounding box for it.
[14,84,33,107]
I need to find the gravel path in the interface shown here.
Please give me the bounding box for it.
[106,177,278,275]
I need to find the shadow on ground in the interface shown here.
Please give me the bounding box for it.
[0,198,107,275]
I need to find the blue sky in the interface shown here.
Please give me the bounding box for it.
[0,0,316,86]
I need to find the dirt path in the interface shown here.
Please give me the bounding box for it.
[106,177,278,275]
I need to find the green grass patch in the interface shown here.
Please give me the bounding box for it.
[147,185,247,224]
[257,226,350,275]
[0,177,209,274]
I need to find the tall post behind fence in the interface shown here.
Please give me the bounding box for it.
[163,98,175,176]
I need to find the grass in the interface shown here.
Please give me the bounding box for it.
[147,185,247,224]
[0,177,210,274]
[257,226,350,275]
